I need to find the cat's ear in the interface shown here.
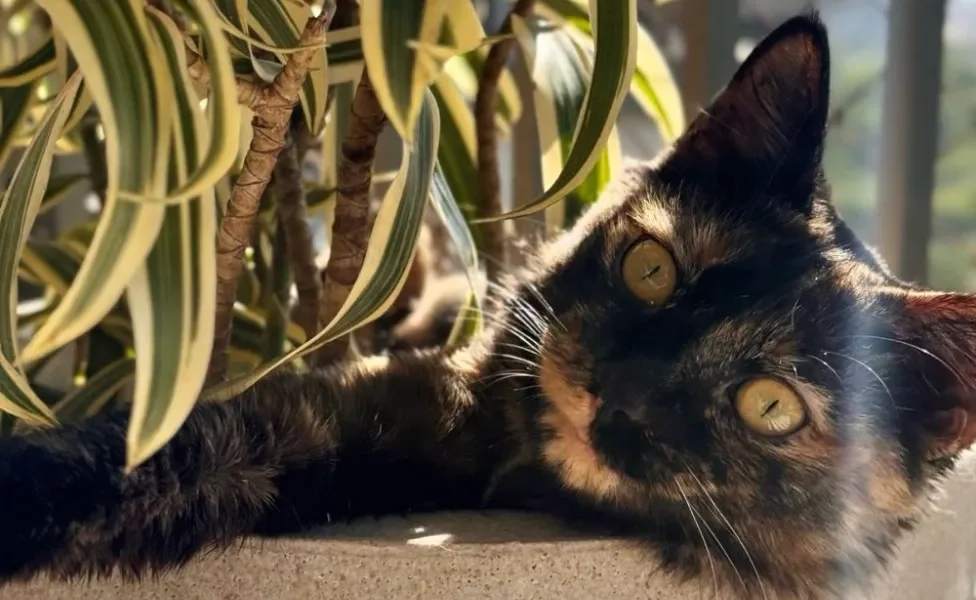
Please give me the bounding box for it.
[897,292,976,459]
[659,13,830,206]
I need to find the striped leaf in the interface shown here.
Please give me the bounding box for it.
[537,0,685,140]
[360,0,481,142]
[516,18,621,234]
[247,0,330,135]
[24,0,173,363]
[206,88,441,401]
[20,239,82,296]
[128,0,242,204]
[430,161,484,350]
[0,72,81,426]
[430,73,480,244]
[52,357,135,425]
[0,37,55,87]
[37,173,89,215]
[122,9,219,470]
[0,80,38,168]
[477,0,637,222]
[444,289,484,351]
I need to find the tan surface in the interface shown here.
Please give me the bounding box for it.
[8,455,976,600]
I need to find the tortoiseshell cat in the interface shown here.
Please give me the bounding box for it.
[2,14,975,599]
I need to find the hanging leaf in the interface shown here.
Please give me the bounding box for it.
[360,0,482,142]
[0,72,81,426]
[122,9,219,470]
[430,162,484,350]
[429,73,480,244]
[24,0,174,363]
[537,0,685,140]
[514,17,621,234]
[52,357,135,425]
[0,37,56,87]
[476,0,637,222]
[0,81,39,168]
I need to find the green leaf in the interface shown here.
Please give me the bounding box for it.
[360,0,482,142]
[37,173,89,215]
[0,37,56,87]
[123,8,219,470]
[133,0,242,204]
[430,74,480,246]
[430,161,484,350]
[444,288,484,351]
[206,88,441,401]
[537,0,685,140]
[0,72,81,426]
[24,0,172,363]
[0,80,39,168]
[517,17,621,233]
[52,357,135,425]
[247,0,330,135]
[477,0,637,222]
[20,239,82,296]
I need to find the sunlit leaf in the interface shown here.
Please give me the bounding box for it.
[477,0,636,222]
[0,72,81,426]
[0,37,55,87]
[515,17,621,234]
[0,80,38,168]
[360,0,481,142]
[430,162,484,349]
[537,0,685,140]
[430,73,480,244]
[123,8,219,470]
[25,0,172,363]
[52,357,135,425]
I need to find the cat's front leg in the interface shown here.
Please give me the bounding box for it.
[0,351,507,585]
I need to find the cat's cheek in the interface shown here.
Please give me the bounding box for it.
[537,354,625,501]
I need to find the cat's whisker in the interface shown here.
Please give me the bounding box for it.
[676,480,719,599]
[493,352,542,372]
[486,281,552,338]
[842,334,966,388]
[804,353,843,385]
[685,468,768,600]
[823,351,897,412]
[496,342,542,363]
[454,312,542,352]
[522,280,567,332]
[693,501,748,596]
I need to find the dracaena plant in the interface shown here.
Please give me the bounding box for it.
[0,0,683,469]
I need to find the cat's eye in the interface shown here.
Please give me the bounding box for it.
[620,238,677,306]
[734,378,806,437]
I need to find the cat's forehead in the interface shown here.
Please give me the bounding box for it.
[589,167,802,280]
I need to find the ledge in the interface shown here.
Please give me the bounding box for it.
[9,455,976,600]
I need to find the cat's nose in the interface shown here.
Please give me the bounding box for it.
[595,400,648,431]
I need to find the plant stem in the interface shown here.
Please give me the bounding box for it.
[474,0,535,283]
[207,14,332,386]
[274,126,321,342]
[312,69,387,367]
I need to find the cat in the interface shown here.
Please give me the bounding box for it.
[2,12,975,600]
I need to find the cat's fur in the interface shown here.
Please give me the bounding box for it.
[2,13,976,600]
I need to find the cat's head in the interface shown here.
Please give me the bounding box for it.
[493,12,976,597]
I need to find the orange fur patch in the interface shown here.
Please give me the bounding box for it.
[537,355,624,500]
